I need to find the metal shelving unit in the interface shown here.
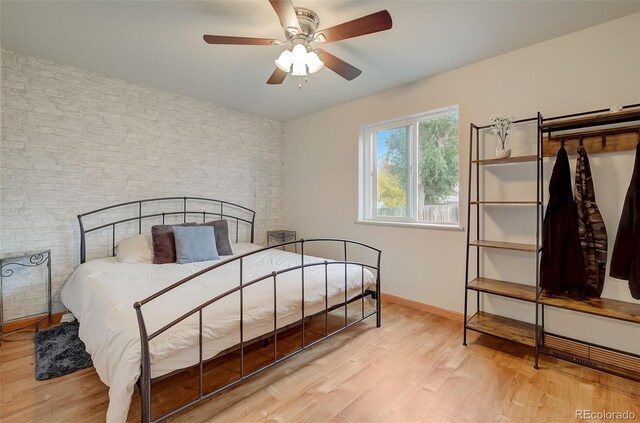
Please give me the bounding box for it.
[463,114,544,368]
[464,104,640,381]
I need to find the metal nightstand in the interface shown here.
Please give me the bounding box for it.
[0,250,52,340]
[267,230,297,252]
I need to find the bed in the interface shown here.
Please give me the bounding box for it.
[60,197,381,423]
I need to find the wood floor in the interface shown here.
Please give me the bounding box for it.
[2,301,640,422]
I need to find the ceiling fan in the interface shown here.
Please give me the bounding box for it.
[203,0,392,86]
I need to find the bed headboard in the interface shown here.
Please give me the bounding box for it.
[77,197,256,263]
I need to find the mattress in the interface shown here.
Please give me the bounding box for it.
[61,243,376,423]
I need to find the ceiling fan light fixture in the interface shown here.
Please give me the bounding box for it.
[291,61,307,77]
[275,49,294,72]
[203,3,393,86]
[291,43,307,62]
[305,50,324,74]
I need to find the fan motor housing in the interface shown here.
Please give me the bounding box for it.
[291,7,320,39]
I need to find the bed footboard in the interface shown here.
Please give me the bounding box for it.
[133,238,381,423]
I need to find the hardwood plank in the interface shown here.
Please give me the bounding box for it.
[472,155,538,165]
[1,303,639,422]
[469,240,538,252]
[466,311,536,347]
[454,351,537,422]
[382,292,463,321]
[468,277,537,302]
[540,292,640,324]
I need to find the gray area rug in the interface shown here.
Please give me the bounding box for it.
[34,321,93,380]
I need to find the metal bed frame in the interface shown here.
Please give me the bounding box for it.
[77,197,382,423]
[78,196,257,264]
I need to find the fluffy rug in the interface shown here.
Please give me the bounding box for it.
[34,322,93,380]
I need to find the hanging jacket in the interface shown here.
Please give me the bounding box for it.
[540,147,587,296]
[610,142,640,300]
[575,146,608,297]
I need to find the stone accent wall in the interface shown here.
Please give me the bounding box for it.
[0,49,285,318]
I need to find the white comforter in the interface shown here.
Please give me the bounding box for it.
[61,243,376,423]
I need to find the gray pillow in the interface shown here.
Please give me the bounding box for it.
[151,223,198,264]
[203,220,234,256]
[172,225,220,264]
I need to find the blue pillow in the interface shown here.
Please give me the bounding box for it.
[172,225,220,264]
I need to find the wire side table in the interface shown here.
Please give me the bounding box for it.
[0,250,52,341]
[267,230,297,253]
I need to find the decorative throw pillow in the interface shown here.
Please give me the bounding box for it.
[172,226,220,264]
[151,223,197,264]
[203,220,234,256]
[115,234,153,263]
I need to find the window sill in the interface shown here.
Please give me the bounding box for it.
[355,220,464,231]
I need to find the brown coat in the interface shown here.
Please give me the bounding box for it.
[575,146,607,297]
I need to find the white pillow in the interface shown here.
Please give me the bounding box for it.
[115,234,153,263]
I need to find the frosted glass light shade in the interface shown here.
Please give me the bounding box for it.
[306,51,324,73]
[291,62,307,76]
[291,43,307,62]
[275,49,293,72]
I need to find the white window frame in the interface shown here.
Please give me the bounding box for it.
[359,105,461,228]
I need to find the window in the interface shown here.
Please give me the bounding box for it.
[360,106,459,226]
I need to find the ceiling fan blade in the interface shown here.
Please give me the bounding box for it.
[315,10,392,43]
[203,35,277,45]
[315,49,361,81]
[267,67,288,85]
[269,0,300,34]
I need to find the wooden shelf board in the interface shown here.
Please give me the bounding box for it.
[468,277,537,302]
[547,124,640,140]
[542,126,640,157]
[470,201,540,205]
[466,311,536,347]
[540,293,640,324]
[540,108,640,132]
[469,240,538,252]
[472,155,538,165]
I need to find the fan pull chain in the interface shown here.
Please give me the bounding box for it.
[297,76,309,90]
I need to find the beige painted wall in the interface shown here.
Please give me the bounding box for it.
[284,13,640,353]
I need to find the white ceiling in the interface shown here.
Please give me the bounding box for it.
[2,1,639,121]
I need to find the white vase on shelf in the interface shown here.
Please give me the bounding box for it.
[495,135,512,159]
[490,115,514,159]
